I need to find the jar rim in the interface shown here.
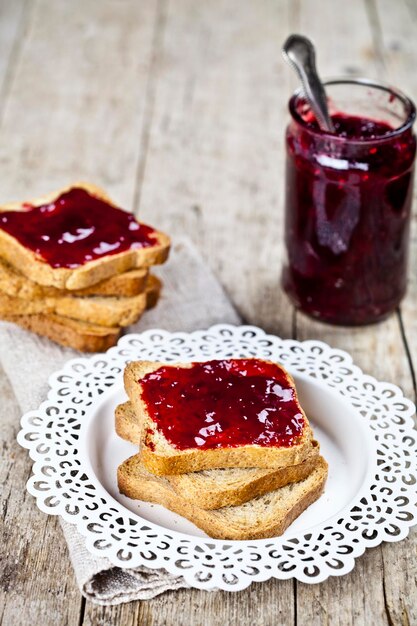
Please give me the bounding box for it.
[288,77,416,144]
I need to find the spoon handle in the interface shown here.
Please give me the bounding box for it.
[283,34,335,133]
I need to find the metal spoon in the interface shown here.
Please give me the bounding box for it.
[282,34,335,133]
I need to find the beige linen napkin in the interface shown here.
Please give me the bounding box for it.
[0,238,240,605]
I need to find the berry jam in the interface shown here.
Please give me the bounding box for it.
[283,110,416,325]
[139,359,305,450]
[0,187,158,269]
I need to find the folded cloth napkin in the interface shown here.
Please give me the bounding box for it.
[0,238,240,605]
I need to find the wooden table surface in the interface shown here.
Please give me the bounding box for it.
[1,0,416,624]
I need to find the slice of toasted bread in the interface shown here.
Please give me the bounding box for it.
[116,401,321,509]
[0,276,161,351]
[0,292,147,327]
[167,454,321,509]
[117,455,328,540]
[124,360,316,475]
[0,182,170,290]
[1,312,121,352]
[0,272,161,326]
[0,257,150,298]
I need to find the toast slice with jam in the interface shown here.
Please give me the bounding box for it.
[123,358,316,475]
[0,182,170,290]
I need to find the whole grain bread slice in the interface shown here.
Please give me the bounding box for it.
[124,360,316,475]
[1,312,121,351]
[0,182,170,290]
[116,401,321,509]
[0,292,147,327]
[117,455,328,540]
[168,454,321,509]
[0,272,161,326]
[0,257,150,298]
[0,276,162,351]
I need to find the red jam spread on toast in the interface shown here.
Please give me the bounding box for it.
[0,187,158,268]
[140,359,305,450]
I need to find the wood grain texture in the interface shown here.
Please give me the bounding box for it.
[368,3,417,625]
[0,0,416,624]
[136,0,294,336]
[84,582,295,626]
[0,365,82,625]
[0,0,31,118]
[0,0,159,210]
[296,0,380,78]
[0,4,83,624]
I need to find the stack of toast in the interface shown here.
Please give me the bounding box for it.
[0,183,170,351]
[116,358,328,540]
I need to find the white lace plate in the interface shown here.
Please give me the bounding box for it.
[17,324,417,589]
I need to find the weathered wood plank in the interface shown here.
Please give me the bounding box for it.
[0,365,82,625]
[136,0,294,336]
[296,0,382,79]
[84,581,296,626]
[0,4,84,624]
[0,0,30,106]
[0,0,159,211]
[295,552,388,626]
[364,3,417,625]
[372,0,417,394]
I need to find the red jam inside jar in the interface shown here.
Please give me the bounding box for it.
[282,80,416,325]
[0,187,158,268]
[139,359,305,450]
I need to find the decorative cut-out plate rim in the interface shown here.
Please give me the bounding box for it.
[17,324,417,589]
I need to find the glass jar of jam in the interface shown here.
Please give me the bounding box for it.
[282,79,416,325]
